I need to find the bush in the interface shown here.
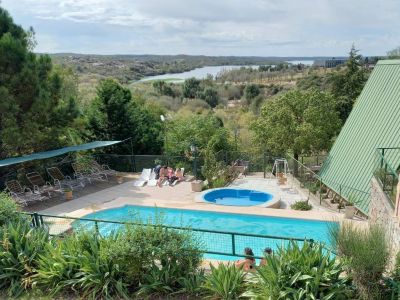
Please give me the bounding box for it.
[202,263,246,299]
[291,200,312,211]
[0,192,22,226]
[246,241,354,299]
[0,221,49,297]
[34,217,203,299]
[329,222,389,299]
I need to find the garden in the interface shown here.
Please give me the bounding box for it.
[1,193,400,299]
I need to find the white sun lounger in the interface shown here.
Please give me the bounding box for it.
[133,168,152,187]
[147,170,157,187]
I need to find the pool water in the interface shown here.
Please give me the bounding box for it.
[74,205,334,260]
[203,188,273,206]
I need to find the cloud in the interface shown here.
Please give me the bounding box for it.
[1,0,400,55]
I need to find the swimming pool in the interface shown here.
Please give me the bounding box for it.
[74,205,334,260]
[202,188,273,206]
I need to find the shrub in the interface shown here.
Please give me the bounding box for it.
[0,221,49,297]
[291,200,312,211]
[329,222,389,299]
[0,192,22,226]
[245,241,354,299]
[202,263,246,299]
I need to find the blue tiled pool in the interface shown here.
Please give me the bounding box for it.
[203,188,273,206]
[74,205,334,260]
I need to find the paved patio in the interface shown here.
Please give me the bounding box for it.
[32,173,344,222]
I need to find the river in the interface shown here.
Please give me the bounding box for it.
[137,60,314,83]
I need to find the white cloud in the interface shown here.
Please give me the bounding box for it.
[1,0,400,55]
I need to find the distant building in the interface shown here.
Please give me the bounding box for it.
[313,58,347,68]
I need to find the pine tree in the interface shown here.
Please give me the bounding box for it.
[0,6,80,158]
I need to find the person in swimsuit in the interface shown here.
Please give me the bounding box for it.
[235,247,256,272]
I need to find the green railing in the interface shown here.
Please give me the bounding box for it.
[24,212,315,260]
[374,148,400,207]
[287,154,371,215]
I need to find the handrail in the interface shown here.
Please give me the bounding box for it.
[23,212,309,242]
[22,211,321,259]
[375,150,399,180]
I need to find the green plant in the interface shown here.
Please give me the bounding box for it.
[329,222,389,299]
[245,241,354,299]
[0,192,23,226]
[176,269,205,296]
[202,263,246,300]
[0,221,49,297]
[291,200,312,211]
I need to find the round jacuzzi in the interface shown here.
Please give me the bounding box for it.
[202,188,274,206]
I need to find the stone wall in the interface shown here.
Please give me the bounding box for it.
[369,177,400,254]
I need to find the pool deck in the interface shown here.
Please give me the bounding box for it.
[36,173,346,222]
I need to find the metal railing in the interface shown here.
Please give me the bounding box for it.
[286,154,371,216]
[24,212,314,260]
[374,148,400,207]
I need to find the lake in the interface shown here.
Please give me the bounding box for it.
[137,60,314,83]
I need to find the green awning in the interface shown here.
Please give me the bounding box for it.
[0,141,122,167]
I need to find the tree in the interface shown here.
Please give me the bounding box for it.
[252,89,341,161]
[87,79,163,154]
[387,46,400,59]
[0,6,80,158]
[165,115,231,156]
[244,84,260,101]
[152,80,175,97]
[182,77,201,98]
[200,87,219,108]
[328,45,369,122]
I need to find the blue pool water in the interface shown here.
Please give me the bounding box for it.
[74,205,334,260]
[203,188,273,206]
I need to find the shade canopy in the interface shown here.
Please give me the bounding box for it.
[0,141,122,167]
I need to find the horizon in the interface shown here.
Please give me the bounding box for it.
[2,0,399,57]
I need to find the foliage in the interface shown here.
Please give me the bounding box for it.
[252,89,341,158]
[202,263,246,300]
[0,7,81,158]
[152,80,176,97]
[0,221,49,297]
[0,192,22,226]
[244,84,260,101]
[387,46,400,59]
[246,241,354,299]
[329,222,389,299]
[201,148,227,188]
[165,114,231,155]
[291,200,312,211]
[328,45,369,122]
[87,78,163,154]
[200,87,220,108]
[183,77,202,98]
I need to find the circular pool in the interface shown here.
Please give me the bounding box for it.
[202,188,274,206]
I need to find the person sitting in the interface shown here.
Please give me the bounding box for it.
[175,168,185,182]
[259,247,273,267]
[167,167,178,186]
[157,166,167,187]
[235,247,256,272]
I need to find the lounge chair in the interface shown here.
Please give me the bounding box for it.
[26,172,62,197]
[90,160,117,179]
[133,168,152,187]
[72,162,106,184]
[6,180,47,206]
[47,167,85,190]
[147,170,158,187]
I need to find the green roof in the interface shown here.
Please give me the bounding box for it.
[319,60,400,214]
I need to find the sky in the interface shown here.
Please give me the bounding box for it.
[2,0,400,57]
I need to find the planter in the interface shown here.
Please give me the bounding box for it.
[64,190,73,201]
[344,205,356,219]
[116,175,124,184]
[191,180,203,192]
